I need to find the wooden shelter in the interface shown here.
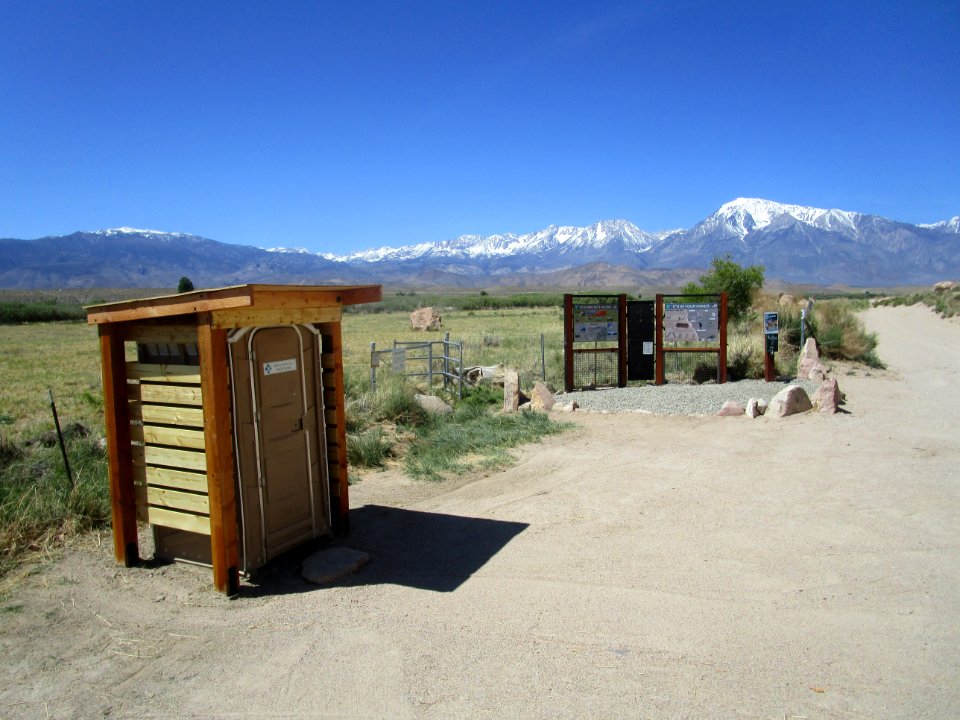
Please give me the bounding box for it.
[87,284,381,594]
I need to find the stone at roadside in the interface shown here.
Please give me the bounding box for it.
[808,362,829,383]
[302,546,370,585]
[410,307,442,331]
[530,382,555,412]
[813,378,842,414]
[716,400,745,416]
[463,364,505,386]
[768,385,813,418]
[503,369,520,413]
[746,398,764,418]
[414,394,453,415]
[553,401,579,413]
[797,338,821,380]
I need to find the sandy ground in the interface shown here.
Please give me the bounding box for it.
[1,305,959,719]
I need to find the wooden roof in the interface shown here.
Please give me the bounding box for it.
[86,284,382,326]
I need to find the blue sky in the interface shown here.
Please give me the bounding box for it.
[1,1,957,254]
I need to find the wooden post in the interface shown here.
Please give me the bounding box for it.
[197,320,239,596]
[719,291,728,384]
[617,294,627,388]
[563,294,574,392]
[99,325,139,566]
[655,294,664,386]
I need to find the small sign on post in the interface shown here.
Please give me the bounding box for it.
[763,311,779,382]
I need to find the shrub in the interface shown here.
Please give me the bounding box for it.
[683,254,765,321]
[346,429,393,469]
[811,300,883,367]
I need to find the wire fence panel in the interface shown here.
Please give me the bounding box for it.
[571,349,620,389]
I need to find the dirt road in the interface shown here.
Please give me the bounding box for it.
[2,305,958,718]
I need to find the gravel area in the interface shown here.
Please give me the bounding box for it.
[556,379,819,415]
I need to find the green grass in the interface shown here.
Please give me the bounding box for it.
[876,286,960,319]
[404,402,570,482]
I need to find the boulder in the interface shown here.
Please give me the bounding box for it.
[745,398,765,418]
[410,307,442,331]
[463,364,505,386]
[797,338,821,380]
[933,280,956,293]
[813,378,842,414]
[768,385,813,418]
[530,382,555,412]
[553,401,579,413]
[808,362,829,383]
[503,369,520,413]
[716,400,745,416]
[414,394,453,415]
[757,399,768,415]
[778,293,796,307]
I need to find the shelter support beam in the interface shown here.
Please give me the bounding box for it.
[197,321,239,595]
[100,325,139,566]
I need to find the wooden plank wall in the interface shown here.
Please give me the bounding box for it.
[127,362,211,535]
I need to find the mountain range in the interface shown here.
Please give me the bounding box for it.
[1,199,957,289]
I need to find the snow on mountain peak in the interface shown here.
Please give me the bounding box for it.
[712,198,861,237]
[919,216,960,233]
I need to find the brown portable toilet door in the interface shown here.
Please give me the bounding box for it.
[249,326,327,561]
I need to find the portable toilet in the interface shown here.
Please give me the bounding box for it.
[86,284,382,594]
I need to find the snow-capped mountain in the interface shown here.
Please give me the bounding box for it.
[1,199,957,288]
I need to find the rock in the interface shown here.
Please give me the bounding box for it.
[757,398,768,415]
[716,400,745,416]
[409,307,442,331]
[503,369,520,413]
[778,293,796,306]
[463,364,505,386]
[414,394,453,415]
[302,546,370,585]
[808,362,829,383]
[553,401,579,413]
[746,398,763,418]
[813,378,842,413]
[530,382,555,412]
[768,385,813,418]
[933,280,956,293]
[797,338,821,380]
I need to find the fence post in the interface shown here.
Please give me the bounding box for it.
[427,342,433,389]
[370,342,377,392]
[443,332,450,392]
[458,338,463,400]
[540,334,546,382]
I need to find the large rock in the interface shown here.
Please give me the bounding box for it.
[808,362,829,383]
[716,400,745,416]
[410,307,442,331]
[797,338,821,380]
[414,394,453,415]
[933,280,956,293]
[813,378,842,414]
[463,364,505,386]
[530,382,555,412]
[503,369,520,413]
[768,385,813,418]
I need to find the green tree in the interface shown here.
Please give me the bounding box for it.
[177,276,195,293]
[682,254,764,321]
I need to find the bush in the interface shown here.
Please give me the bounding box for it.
[811,300,883,367]
[346,429,393,469]
[683,254,765,321]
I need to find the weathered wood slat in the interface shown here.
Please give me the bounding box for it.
[136,485,210,514]
[211,306,341,329]
[120,325,199,344]
[139,506,211,535]
[133,383,203,406]
[126,362,202,383]
[134,424,206,449]
[133,465,208,493]
[133,444,207,472]
[138,404,205,427]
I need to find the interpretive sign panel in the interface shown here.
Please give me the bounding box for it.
[663,302,719,342]
[764,312,779,335]
[573,301,619,342]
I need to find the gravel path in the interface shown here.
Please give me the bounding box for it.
[557,378,819,415]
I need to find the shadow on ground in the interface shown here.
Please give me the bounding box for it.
[238,504,528,598]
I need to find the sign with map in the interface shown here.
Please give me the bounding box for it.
[663,302,719,342]
[573,301,619,342]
